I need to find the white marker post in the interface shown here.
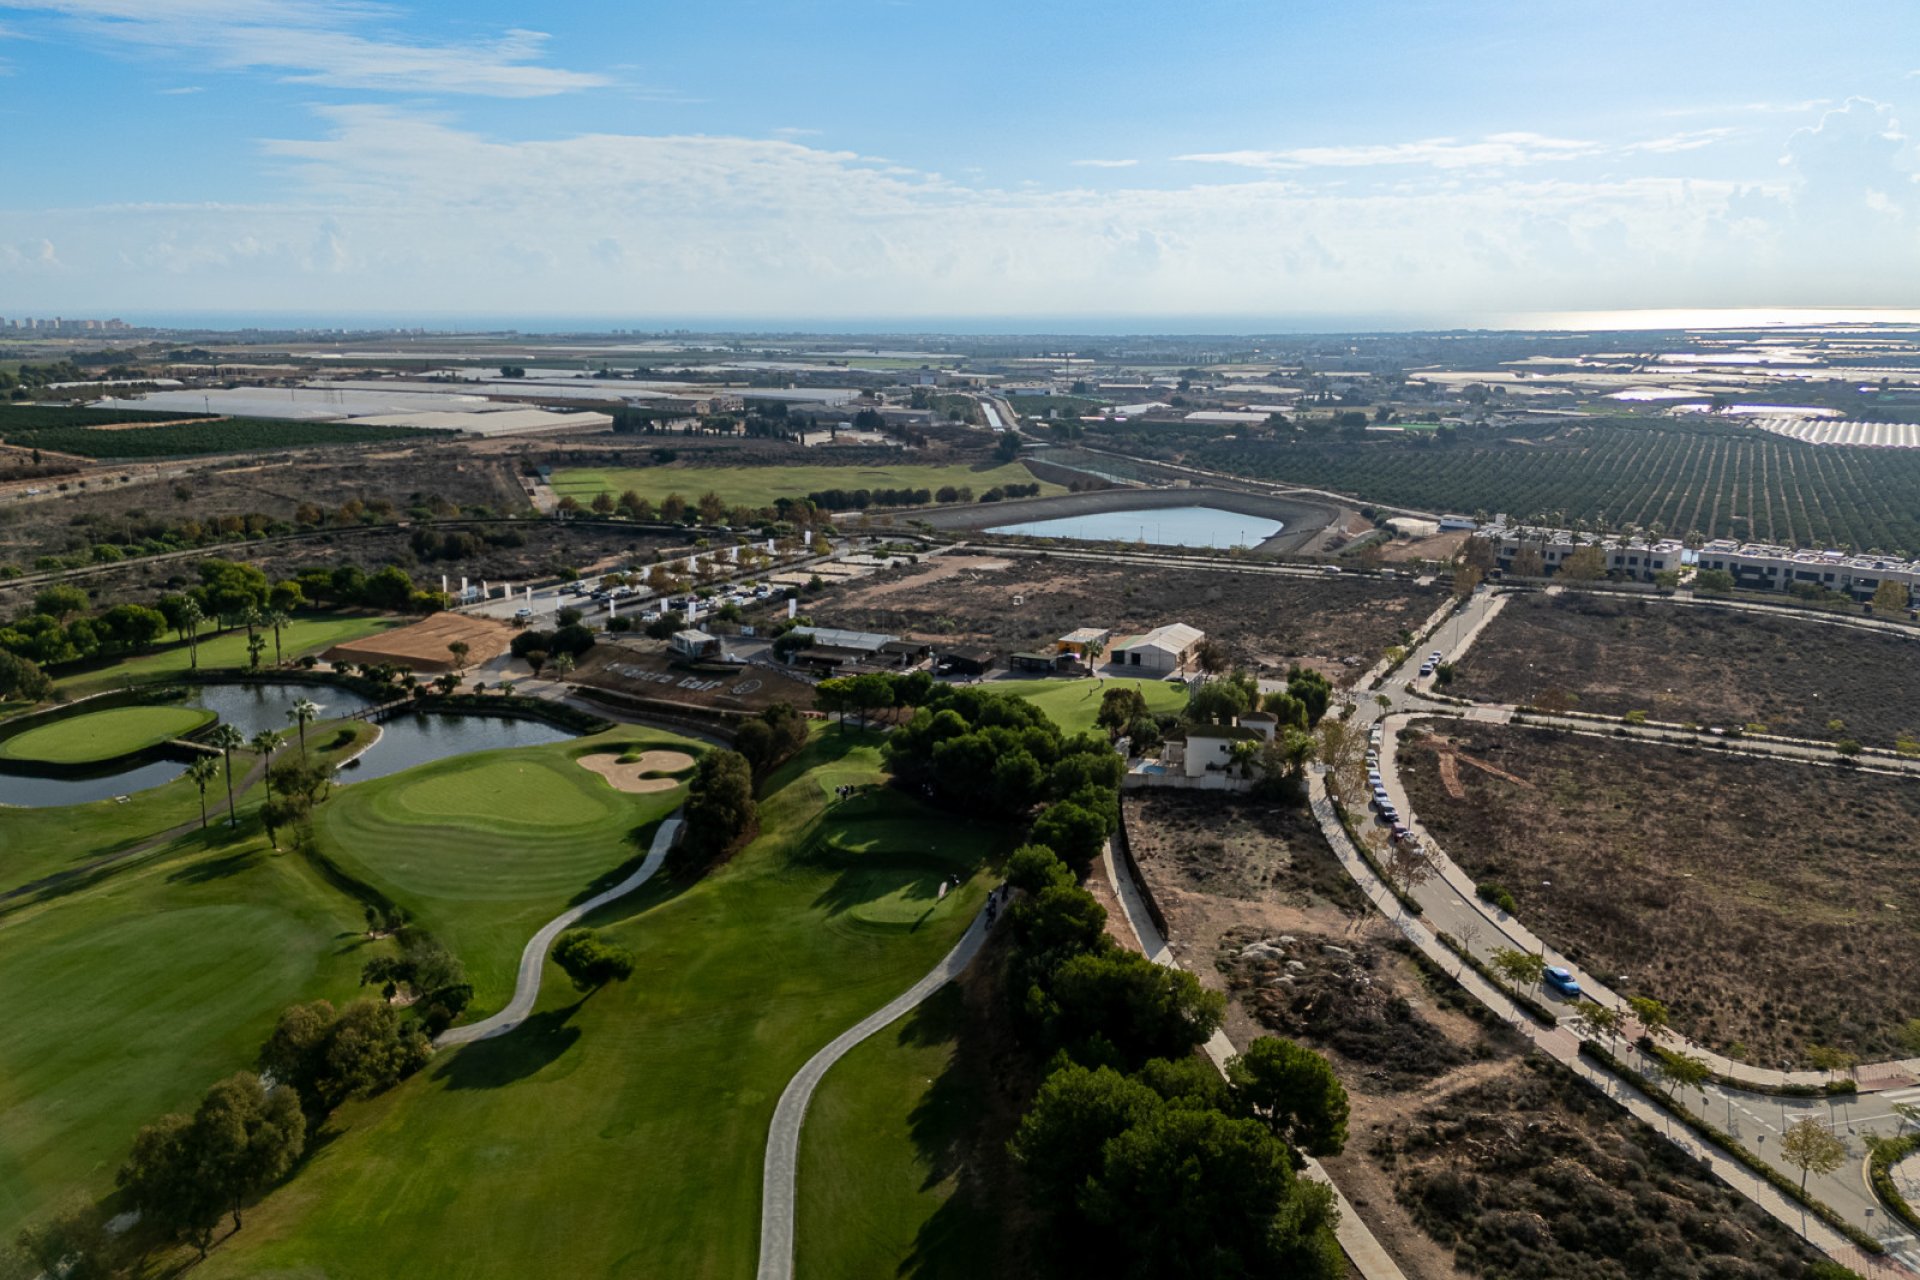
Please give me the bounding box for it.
[787,596,797,620]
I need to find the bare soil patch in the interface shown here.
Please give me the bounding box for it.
[823,557,1444,683]
[1399,722,1920,1062]
[578,749,694,794]
[326,611,514,673]
[1453,592,1920,747]
[1370,1055,1830,1280]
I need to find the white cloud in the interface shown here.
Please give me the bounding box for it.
[0,0,607,96]
[157,84,201,94]
[1071,158,1139,169]
[1179,129,1734,172]
[772,126,821,138]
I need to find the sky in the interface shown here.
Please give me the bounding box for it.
[0,0,1915,326]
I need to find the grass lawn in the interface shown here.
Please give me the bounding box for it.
[315,732,698,1017]
[0,825,381,1230]
[51,612,400,700]
[0,705,214,765]
[1001,675,1187,737]
[195,732,1004,1280]
[796,983,996,1280]
[549,460,1061,510]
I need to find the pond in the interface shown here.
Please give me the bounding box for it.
[986,505,1284,548]
[0,757,190,808]
[340,712,574,784]
[180,681,375,739]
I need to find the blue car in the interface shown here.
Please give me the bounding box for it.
[1542,966,1582,999]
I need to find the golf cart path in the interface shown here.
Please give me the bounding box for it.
[435,815,684,1048]
[756,907,991,1280]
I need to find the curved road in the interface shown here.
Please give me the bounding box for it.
[434,815,683,1048]
[756,908,991,1280]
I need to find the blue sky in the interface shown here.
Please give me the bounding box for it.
[0,0,1915,323]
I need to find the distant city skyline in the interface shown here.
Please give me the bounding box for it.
[0,0,1915,321]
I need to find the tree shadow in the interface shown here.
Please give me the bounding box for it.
[809,857,970,926]
[164,848,264,884]
[430,999,587,1090]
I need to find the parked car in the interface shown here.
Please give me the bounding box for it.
[1428,651,1442,664]
[1378,804,1399,823]
[513,606,535,621]
[1389,823,1411,842]
[1542,967,1582,998]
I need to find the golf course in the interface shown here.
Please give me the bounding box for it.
[0,704,214,765]
[549,460,1059,511]
[1003,674,1186,737]
[192,732,1004,1280]
[51,612,398,698]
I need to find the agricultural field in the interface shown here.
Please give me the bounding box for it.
[1007,394,1106,416]
[1369,1056,1833,1280]
[1451,592,1920,746]
[1190,417,1920,554]
[0,704,212,764]
[1398,722,1920,1062]
[1002,675,1187,737]
[549,459,1058,510]
[0,820,380,1230]
[49,612,399,699]
[0,409,438,460]
[822,553,1444,682]
[315,733,696,1016]
[193,734,1001,1280]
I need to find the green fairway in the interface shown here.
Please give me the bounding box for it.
[51,613,400,699]
[1001,675,1187,737]
[0,704,213,765]
[549,460,1060,510]
[0,772,208,897]
[315,734,696,1016]
[0,828,381,1230]
[796,983,997,1280]
[195,733,1003,1280]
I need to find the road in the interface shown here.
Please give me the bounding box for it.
[1338,587,1920,1271]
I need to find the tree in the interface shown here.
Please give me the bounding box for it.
[1005,843,1076,896]
[1780,1116,1846,1192]
[1453,563,1483,598]
[1872,578,1909,613]
[550,652,576,680]
[447,640,471,672]
[524,649,549,677]
[9,1201,109,1280]
[288,698,320,756]
[553,928,637,992]
[1186,678,1250,725]
[1490,946,1545,994]
[1627,994,1670,1039]
[0,650,51,703]
[193,1072,306,1230]
[1695,567,1736,594]
[682,750,756,863]
[1043,948,1225,1069]
[209,723,246,825]
[265,609,291,665]
[1031,800,1108,871]
[117,1113,223,1257]
[1010,1062,1160,1205]
[995,428,1022,461]
[1380,834,1439,904]
[1226,1036,1350,1156]
[1192,637,1228,675]
[1574,999,1622,1050]
[187,755,219,830]
[1655,1047,1712,1112]
[1510,545,1545,578]
[1559,545,1608,581]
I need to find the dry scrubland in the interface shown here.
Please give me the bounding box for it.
[1452,592,1920,746]
[1123,791,1835,1280]
[827,556,1445,680]
[1399,723,1920,1062]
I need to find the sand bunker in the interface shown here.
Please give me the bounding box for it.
[578,750,696,794]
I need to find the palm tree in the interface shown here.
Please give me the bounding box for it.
[251,729,279,776]
[208,723,246,826]
[180,598,205,670]
[287,698,320,756]
[551,652,576,680]
[187,756,218,829]
[266,610,292,666]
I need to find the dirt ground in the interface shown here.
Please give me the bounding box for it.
[824,555,1444,683]
[1451,591,1920,747]
[326,611,514,672]
[1379,530,1470,564]
[1398,722,1920,1063]
[1368,1055,1830,1280]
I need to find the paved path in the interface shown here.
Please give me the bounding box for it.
[756,908,991,1280]
[1098,841,1411,1280]
[434,815,684,1048]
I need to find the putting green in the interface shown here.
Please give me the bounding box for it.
[317,736,696,1015]
[0,705,214,765]
[1004,676,1186,737]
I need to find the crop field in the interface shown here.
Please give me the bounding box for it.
[1191,417,1920,554]
[1451,592,1920,746]
[1398,722,1920,1062]
[0,824,379,1229]
[549,460,1058,510]
[194,734,1001,1280]
[316,734,696,1016]
[1002,675,1187,737]
[823,553,1444,682]
[14,417,439,460]
[0,405,219,433]
[51,612,399,698]
[0,704,213,764]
